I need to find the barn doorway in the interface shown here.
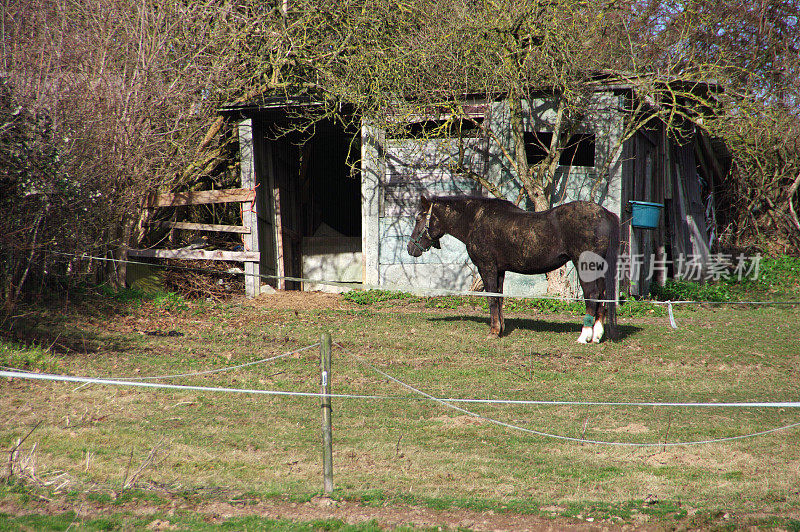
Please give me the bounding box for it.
[255,118,362,292]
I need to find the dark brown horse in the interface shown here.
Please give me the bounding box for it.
[407,195,619,342]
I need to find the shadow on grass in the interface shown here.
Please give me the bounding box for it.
[2,301,146,358]
[427,315,641,340]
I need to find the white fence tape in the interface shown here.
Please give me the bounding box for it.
[0,369,381,400]
[4,355,800,446]
[667,301,678,328]
[4,368,799,409]
[49,251,800,306]
[341,350,800,447]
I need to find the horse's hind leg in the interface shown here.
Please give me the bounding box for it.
[577,279,605,343]
[591,277,608,343]
[592,301,606,343]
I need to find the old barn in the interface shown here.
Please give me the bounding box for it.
[131,81,727,300]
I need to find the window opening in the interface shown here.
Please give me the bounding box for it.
[524,131,595,167]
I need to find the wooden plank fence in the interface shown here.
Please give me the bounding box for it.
[143,188,255,208]
[129,119,262,297]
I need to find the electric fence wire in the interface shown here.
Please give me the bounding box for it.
[5,252,799,446]
[48,251,800,306]
[3,365,799,410]
[336,343,800,447]
[3,358,800,447]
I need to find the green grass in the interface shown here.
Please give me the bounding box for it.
[0,509,391,531]
[1,278,799,530]
[0,340,60,372]
[342,289,419,306]
[650,255,800,302]
[343,288,670,317]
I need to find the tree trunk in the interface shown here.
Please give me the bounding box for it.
[4,202,48,317]
[786,171,800,231]
[508,91,576,295]
[508,88,548,211]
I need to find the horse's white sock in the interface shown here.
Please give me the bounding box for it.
[577,327,593,343]
[592,320,604,343]
[577,315,594,343]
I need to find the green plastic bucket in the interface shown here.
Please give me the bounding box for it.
[629,200,663,229]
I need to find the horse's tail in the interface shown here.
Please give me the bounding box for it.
[604,210,620,340]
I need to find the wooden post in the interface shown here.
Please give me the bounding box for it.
[238,118,261,298]
[320,332,333,495]
[273,186,286,290]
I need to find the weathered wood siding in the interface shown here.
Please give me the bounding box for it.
[621,126,714,297]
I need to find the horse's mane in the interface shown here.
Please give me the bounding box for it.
[432,194,496,201]
[431,195,523,212]
[432,195,515,205]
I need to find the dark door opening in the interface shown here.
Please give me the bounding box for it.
[257,117,361,292]
[297,121,362,291]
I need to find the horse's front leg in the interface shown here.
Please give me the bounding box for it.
[480,267,503,338]
[497,271,506,336]
[592,303,606,343]
[577,311,594,344]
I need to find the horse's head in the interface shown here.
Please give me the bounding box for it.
[407,195,442,257]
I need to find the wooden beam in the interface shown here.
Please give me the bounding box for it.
[273,186,285,290]
[144,188,255,208]
[238,117,261,298]
[149,221,250,234]
[698,133,725,183]
[128,248,260,262]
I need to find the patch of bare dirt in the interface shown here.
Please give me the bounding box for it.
[0,495,660,531]
[611,423,651,434]
[431,414,487,427]
[250,290,359,311]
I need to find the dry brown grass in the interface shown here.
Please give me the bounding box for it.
[1,291,799,529]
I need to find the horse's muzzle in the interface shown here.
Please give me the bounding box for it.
[407,239,425,257]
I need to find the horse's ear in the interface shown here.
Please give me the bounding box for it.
[420,195,431,209]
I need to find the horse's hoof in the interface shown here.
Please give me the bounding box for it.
[592,321,604,343]
[576,326,593,344]
[487,331,500,339]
